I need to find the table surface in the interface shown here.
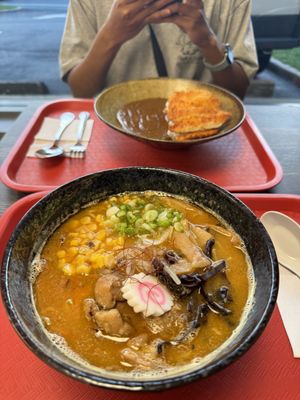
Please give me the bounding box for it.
[0,98,300,214]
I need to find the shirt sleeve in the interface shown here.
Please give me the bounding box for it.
[59,0,97,80]
[224,0,258,80]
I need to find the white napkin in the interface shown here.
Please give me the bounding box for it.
[26,116,94,158]
[277,266,300,357]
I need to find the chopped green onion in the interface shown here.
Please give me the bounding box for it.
[117,222,128,234]
[117,210,126,218]
[127,211,136,223]
[125,226,136,236]
[135,218,144,228]
[158,210,168,221]
[110,215,120,224]
[142,223,153,232]
[144,209,158,222]
[144,203,154,211]
[174,222,184,232]
[106,206,119,217]
[158,219,171,228]
[136,199,145,208]
[104,196,183,237]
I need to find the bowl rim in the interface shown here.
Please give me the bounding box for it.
[94,78,246,146]
[1,167,278,391]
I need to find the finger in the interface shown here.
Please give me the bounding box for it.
[183,0,203,7]
[140,0,178,19]
[114,0,158,22]
[147,9,179,23]
[118,0,154,4]
[162,2,203,18]
[147,13,187,26]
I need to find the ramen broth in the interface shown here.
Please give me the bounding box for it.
[33,192,253,372]
[116,98,168,139]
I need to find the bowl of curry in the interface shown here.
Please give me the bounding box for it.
[1,167,278,391]
[94,78,245,148]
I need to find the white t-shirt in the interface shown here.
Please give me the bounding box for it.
[59,0,258,89]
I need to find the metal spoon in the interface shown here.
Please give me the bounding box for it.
[261,211,300,279]
[35,112,75,158]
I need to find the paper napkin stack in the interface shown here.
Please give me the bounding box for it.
[27,116,94,158]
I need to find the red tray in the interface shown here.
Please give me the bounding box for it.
[0,99,282,193]
[0,193,299,400]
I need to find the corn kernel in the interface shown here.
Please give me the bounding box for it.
[89,252,99,263]
[87,232,95,240]
[91,254,104,268]
[103,252,114,268]
[56,250,66,259]
[79,245,93,255]
[106,237,113,246]
[79,232,94,240]
[76,264,91,275]
[74,254,86,265]
[96,230,106,241]
[78,226,89,234]
[68,220,80,229]
[62,263,75,275]
[70,238,81,246]
[68,232,80,238]
[87,223,98,232]
[80,216,92,225]
[68,247,78,257]
[117,236,125,246]
[96,214,104,223]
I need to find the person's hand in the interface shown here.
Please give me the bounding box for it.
[150,0,215,49]
[102,0,175,47]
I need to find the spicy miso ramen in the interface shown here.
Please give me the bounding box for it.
[32,192,254,373]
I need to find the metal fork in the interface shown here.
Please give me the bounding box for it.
[69,111,90,158]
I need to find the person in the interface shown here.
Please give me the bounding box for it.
[59,0,258,99]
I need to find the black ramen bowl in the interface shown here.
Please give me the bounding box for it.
[1,167,278,391]
[94,78,245,149]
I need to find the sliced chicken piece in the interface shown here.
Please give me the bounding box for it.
[120,340,162,370]
[168,258,198,276]
[172,231,211,272]
[127,334,149,350]
[120,348,154,369]
[94,273,124,309]
[83,298,99,320]
[94,309,133,337]
[190,225,214,250]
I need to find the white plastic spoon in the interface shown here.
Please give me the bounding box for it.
[261,211,300,279]
[35,112,75,158]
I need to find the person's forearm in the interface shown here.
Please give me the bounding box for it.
[211,63,249,100]
[200,36,249,99]
[67,27,121,98]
